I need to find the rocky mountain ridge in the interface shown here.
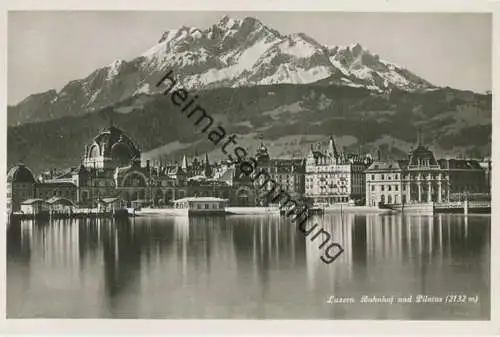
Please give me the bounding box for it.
[9,15,435,126]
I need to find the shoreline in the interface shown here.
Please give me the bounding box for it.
[133,206,396,216]
[10,205,491,221]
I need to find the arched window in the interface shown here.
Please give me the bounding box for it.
[89,145,100,158]
[123,172,147,187]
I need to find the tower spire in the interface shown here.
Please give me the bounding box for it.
[204,153,212,177]
[181,155,188,171]
[328,135,339,159]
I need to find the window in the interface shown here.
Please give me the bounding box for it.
[381,185,385,191]
[371,186,375,191]
[395,174,399,180]
[395,185,399,191]
[388,185,392,191]
[381,174,385,180]
[371,174,375,180]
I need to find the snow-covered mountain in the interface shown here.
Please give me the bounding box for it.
[139,15,433,91]
[8,15,435,126]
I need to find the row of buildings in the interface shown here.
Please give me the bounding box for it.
[365,147,491,207]
[7,126,491,213]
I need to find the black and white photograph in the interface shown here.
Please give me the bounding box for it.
[5,9,492,323]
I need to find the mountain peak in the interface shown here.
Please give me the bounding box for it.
[9,15,438,126]
[349,42,363,52]
[335,42,367,55]
[217,15,231,24]
[214,15,266,31]
[241,16,263,27]
[216,15,238,29]
[289,32,324,48]
[106,59,126,81]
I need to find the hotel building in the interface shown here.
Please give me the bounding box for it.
[305,136,372,204]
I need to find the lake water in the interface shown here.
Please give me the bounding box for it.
[6,213,490,319]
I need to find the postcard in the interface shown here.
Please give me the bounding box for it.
[1,1,498,335]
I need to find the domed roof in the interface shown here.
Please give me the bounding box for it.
[408,145,438,167]
[111,135,134,161]
[88,126,140,160]
[7,164,36,183]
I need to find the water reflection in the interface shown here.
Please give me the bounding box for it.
[7,214,490,319]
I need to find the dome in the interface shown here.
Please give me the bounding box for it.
[408,145,438,167]
[111,135,135,165]
[7,164,36,184]
[87,126,140,160]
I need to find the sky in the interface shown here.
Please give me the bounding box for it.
[8,11,492,104]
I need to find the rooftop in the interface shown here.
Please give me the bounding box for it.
[7,164,36,184]
[173,197,229,203]
[21,198,45,205]
[366,160,402,171]
[46,197,75,206]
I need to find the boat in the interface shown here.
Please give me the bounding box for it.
[171,197,229,216]
[279,203,325,216]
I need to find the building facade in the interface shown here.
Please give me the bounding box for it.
[36,182,77,202]
[365,160,403,206]
[8,126,489,212]
[305,136,372,204]
[439,158,489,200]
[401,145,448,204]
[8,126,253,210]
[252,142,305,199]
[365,145,489,206]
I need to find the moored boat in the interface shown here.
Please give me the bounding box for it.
[172,197,229,216]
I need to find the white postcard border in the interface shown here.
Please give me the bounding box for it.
[0,0,497,335]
